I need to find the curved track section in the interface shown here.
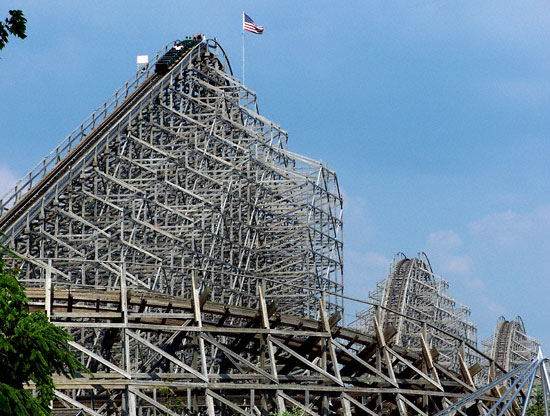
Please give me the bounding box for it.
[491,316,539,372]
[353,253,478,373]
[379,253,435,333]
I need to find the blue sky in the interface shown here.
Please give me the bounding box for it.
[2,1,550,348]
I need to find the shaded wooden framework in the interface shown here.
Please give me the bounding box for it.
[18,267,523,416]
[0,39,343,318]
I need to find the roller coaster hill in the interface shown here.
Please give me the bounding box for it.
[1,37,549,415]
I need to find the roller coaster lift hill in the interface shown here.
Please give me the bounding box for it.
[155,35,204,75]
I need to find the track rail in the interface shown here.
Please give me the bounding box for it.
[0,41,205,233]
[0,74,157,231]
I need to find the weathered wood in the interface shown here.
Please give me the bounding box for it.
[207,389,253,416]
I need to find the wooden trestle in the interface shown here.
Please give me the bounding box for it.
[22,274,521,416]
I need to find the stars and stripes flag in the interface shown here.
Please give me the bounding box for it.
[243,13,264,34]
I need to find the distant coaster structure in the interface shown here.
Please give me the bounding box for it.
[351,253,479,373]
[483,316,540,375]
[0,38,544,415]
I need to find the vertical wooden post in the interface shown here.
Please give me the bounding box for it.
[191,272,214,415]
[45,259,52,320]
[320,295,329,415]
[121,262,136,416]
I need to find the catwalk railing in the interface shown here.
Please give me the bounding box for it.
[0,40,201,215]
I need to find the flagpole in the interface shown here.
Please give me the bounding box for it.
[242,11,245,85]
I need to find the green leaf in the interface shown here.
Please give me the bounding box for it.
[0,250,87,414]
[0,10,27,51]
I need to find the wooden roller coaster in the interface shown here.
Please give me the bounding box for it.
[0,38,539,415]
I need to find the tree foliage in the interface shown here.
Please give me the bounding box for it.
[524,386,546,416]
[0,10,27,51]
[0,254,85,415]
[272,408,303,416]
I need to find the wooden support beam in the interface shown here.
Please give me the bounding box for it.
[341,393,378,416]
[207,389,253,416]
[126,329,207,381]
[128,387,179,416]
[54,390,102,416]
[277,391,318,416]
[269,336,343,387]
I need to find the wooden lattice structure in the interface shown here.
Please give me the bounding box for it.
[351,253,479,373]
[483,316,540,375]
[0,39,344,318]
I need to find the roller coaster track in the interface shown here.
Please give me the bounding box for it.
[354,253,479,374]
[0,41,207,235]
[490,316,539,373]
[495,320,515,369]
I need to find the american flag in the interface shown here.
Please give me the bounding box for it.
[243,13,264,35]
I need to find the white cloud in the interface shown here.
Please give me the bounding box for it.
[466,278,485,291]
[469,206,550,247]
[425,230,472,276]
[481,295,506,316]
[346,250,390,281]
[427,230,462,252]
[364,251,390,269]
[342,192,376,245]
[0,166,18,198]
[442,255,473,275]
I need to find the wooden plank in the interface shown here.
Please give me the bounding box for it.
[340,394,352,416]
[47,379,500,399]
[269,336,343,387]
[259,285,278,382]
[420,332,441,385]
[128,387,179,416]
[68,341,130,379]
[341,393,378,416]
[387,346,443,391]
[397,393,427,416]
[207,389,253,416]
[192,274,210,381]
[201,334,278,383]
[54,390,102,416]
[328,339,342,383]
[54,312,123,318]
[374,316,405,416]
[277,391,319,416]
[434,363,476,393]
[56,322,330,336]
[459,343,475,388]
[45,260,52,319]
[331,339,398,387]
[126,329,207,382]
